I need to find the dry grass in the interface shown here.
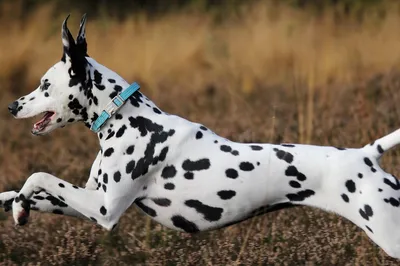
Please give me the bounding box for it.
[2,0,400,265]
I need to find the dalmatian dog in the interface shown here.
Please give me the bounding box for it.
[3,14,400,259]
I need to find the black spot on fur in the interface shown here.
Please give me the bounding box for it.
[45,195,68,208]
[104,148,114,157]
[366,225,373,233]
[94,70,103,86]
[73,185,79,189]
[345,180,356,193]
[296,173,306,181]
[171,215,199,233]
[196,131,203,139]
[162,165,177,179]
[33,195,45,200]
[126,116,175,180]
[153,107,162,114]
[156,147,169,163]
[116,125,127,138]
[384,175,400,190]
[100,206,107,215]
[185,199,223,221]
[359,205,373,221]
[184,172,194,179]
[281,144,295,147]
[385,197,400,207]
[182,159,210,171]
[135,199,157,217]
[217,190,236,200]
[164,183,175,190]
[56,118,62,123]
[286,189,315,202]
[285,166,298,176]
[113,171,121,182]
[378,188,383,192]
[129,116,163,137]
[289,180,301,188]
[68,98,83,111]
[58,183,65,188]
[105,131,115,140]
[126,160,136,174]
[200,126,207,131]
[341,194,349,203]
[273,148,294,163]
[115,113,123,120]
[108,79,116,83]
[152,198,171,207]
[239,162,254,171]
[364,157,373,167]
[226,168,238,179]
[377,145,384,153]
[250,145,263,151]
[90,217,97,222]
[126,145,135,155]
[358,173,363,179]
[220,145,232,153]
[103,173,108,184]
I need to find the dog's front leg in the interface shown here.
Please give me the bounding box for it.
[12,172,119,230]
[0,190,85,218]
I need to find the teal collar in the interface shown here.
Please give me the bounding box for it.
[90,82,140,133]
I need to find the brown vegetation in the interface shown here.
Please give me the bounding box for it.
[1,1,400,265]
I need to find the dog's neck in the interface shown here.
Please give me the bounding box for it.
[79,58,153,132]
[79,58,167,146]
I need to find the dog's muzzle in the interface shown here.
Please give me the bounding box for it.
[8,101,19,116]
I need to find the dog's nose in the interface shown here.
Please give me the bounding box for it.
[8,101,19,115]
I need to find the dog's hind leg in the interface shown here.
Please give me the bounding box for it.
[12,172,122,230]
[0,191,18,212]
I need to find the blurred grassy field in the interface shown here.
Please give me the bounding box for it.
[3,0,400,265]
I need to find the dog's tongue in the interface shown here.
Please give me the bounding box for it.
[33,111,54,131]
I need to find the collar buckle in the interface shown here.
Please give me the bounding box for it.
[90,82,140,133]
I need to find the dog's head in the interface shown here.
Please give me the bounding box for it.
[8,14,96,135]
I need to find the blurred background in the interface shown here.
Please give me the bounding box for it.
[1,0,400,264]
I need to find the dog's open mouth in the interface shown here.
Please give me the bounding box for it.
[32,111,55,134]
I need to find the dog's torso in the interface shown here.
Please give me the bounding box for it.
[90,95,382,233]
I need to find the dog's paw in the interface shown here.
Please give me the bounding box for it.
[12,194,30,226]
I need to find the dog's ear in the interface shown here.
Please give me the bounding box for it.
[76,14,88,56]
[61,14,87,81]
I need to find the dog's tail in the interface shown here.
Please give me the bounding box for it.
[362,129,400,159]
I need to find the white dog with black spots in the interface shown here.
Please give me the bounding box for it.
[3,14,400,259]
